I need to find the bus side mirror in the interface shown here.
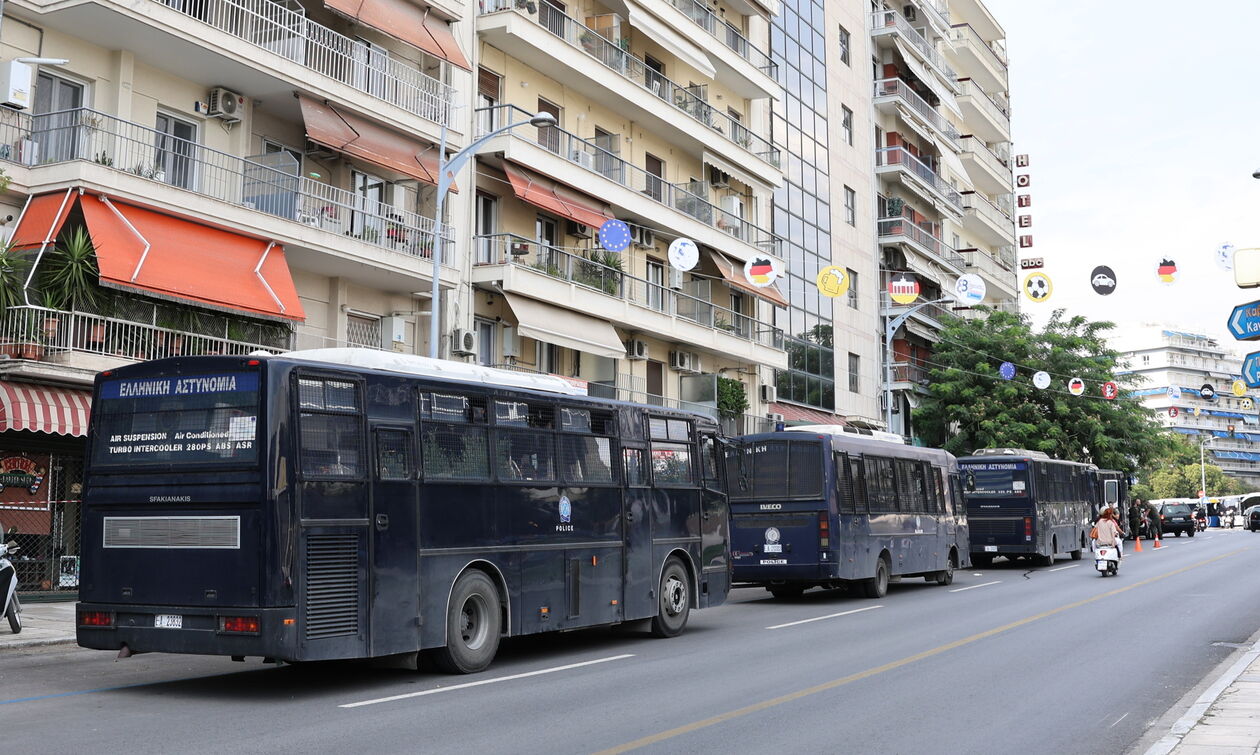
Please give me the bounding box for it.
[964,472,976,492]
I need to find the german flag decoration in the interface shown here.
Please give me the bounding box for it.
[887,273,920,305]
[743,256,783,288]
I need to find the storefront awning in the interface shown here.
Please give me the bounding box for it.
[298,96,448,190]
[622,0,715,79]
[0,382,91,436]
[503,293,625,359]
[502,163,613,229]
[707,249,788,307]
[324,0,471,70]
[9,190,77,251]
[78,195,305,322]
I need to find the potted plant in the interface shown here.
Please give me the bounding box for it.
[717,377,749,421]
[43,226,101,313]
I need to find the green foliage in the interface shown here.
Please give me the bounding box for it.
[0,243,29,312]
[1146,463,1246,499]
[912,307,1171,470]
[42,226,101,312]
[716,376,749,420]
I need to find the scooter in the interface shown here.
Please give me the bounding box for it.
[1196,516,1208,533]
[1095,542,1119,577]
[1,526,21,633]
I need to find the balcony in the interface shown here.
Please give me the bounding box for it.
[875,147,963,217]
[873,78,961,152]
[478,105,780,260]
[471,234,787,366]
[870,10,958,92]
[22,0,454,130]
[889,361,930,391]
[905,0,950,35]
[949,23,1007,94]
[961,191,1015,245]
[956,246,1017,297]
[876,215,967,273]
[958,135,1010,195]
[476,0,781,181]
[664,0,779,99]
[881,293,955,334]
[946,0,1003,42]
[956,79,1010,143]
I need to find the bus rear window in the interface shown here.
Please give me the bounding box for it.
[727,440,823,500]
[961,462,1028,497]
[92,373,261,467]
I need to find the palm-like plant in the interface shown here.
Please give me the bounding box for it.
[42,226,100,312]
[0,243,29,313]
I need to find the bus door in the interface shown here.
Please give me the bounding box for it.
[698,432,728,604]
[369,425,420,656]
[621,444,654,618]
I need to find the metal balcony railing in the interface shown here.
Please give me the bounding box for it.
[955,79,1010,127]
[875,146,963,213]
[880,294,956,324]
[479,0,780,166]
[479,105,779,254]
[870,9,957,85]
[916,0,950,29]
[476,234,784,350]
[959,135,1011,181]
[873,78,961,150]
[957,246,1018,281]
[876,215,967,269]
[890,361,929,384]
[665,0,776,76]
[950,23,1008,72]
[155,0,453,125]
[0,107,451,262]
[962,191,1014,229]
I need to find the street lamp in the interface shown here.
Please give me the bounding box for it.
[883,296,955,433]
[426,109,558,359]
[1200,434,1219,507]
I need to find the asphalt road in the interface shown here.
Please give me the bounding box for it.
[5,528,1260,754]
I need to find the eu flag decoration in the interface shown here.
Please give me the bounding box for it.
[999,362,1016,380]
[598,219,632,252]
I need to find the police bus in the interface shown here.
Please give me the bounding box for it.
[959,449,1098,567]
[76,349,729,673]
[727,425,968,599]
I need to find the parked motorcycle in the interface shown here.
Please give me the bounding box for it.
[1,525,21,633]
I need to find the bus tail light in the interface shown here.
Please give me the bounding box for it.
[219,616,260,634]
[79,610,114,627]
[818,511,829,548]
[1024,517,1033,537]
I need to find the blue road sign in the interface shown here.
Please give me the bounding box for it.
[1245,351,1260,388]
[1227,300,1260,340]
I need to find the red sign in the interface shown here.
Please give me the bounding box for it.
[1017,195,1031,208]
[1019,235,1034,248]
[1101,381,1119,400]
[1018,215,1032,228]
[0,453,51,534]
[1168,406,1179,418]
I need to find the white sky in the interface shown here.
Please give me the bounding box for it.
[982,0,1260,356]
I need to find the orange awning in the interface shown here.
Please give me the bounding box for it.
[9,190,76,250]
[324,0,470,70]
[78,195,305,322]
[708,249,788,307]
[503,163,613,230]
[298,96,448,190]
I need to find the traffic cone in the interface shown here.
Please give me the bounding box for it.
[1134,537,1143,552]
[1154,534,1163,549]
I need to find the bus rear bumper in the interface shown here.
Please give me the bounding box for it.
[733,562,839,585]
[75,602,298,660]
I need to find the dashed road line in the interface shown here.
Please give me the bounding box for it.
[949,580,1001,593]
[766,605,883,630]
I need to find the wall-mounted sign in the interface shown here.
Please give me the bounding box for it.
[1016,174,1031,187]
[1090,265,1117,296]
[1023,272,1052,302]
[1020,257,1045,270]
[1019,235,1034,248]
[1018,215,1032,228]
[816,266,850,298]
[1017,195,1031,208]
[1015,154,1030,167]
[887,273,920,305]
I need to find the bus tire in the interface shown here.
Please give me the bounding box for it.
[935,552,956,586]
[433,570,501,674]
[651,558,690,638]
[862,556,889,599]
[1038,541,1056,566]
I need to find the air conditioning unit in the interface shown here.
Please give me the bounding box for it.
[721,195,745,219]
[630,225,656,248]
[668,267,685,290]
[566,220,592,239]
[669,350,701,373]
[902,4,917,21]
[570,149,593,169]
[767,412,785,422]
[709,166,731,188]
[625,338,649,360]
[452,328,477,356]
[206,87,244,122]
[760,384,777,403]
[501,325,519,358]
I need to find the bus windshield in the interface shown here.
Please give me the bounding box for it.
[91,372,261,468]
[961,461,1029,497]
[727,439,823,500]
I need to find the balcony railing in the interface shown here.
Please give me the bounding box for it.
[880,294,955,324]
[479,105,779,254]
[876,215,967,269]
[666,0,776,77]
[950,23,1008,72]
[870,10,957,85]
[479,0,780,166]
[914,0,950,29]
[962,191,1014,228]
[476,234,784,350]
[959,135,1011,181]
[873,78,961,150]
[875,146,963,213]
[0,107,450,262]
[955,79,1010,128]
[890,361,929,384]
[957,245,1017,280]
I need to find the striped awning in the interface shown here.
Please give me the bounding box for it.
[0,382,92,436]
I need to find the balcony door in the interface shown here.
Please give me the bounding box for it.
[475,193,498,264]
[154,112,198,190]
[353,38,389,98]
[535,215,560,274]
[536,98,561,154]
[646,360,664,405]
[644,153,664,201]
[351,170,388,243]
[646,258,665,312]
[31,73,85,164]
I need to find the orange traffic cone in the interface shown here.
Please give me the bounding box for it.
[1134,537,1143,552]
[1154,534,1163,549]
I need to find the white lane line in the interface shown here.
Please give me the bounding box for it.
[765,605,883,630]
[339,654,635,708]
[1110,711,1129,728]
[949,580,1001,593]
[1049,564,1080,572]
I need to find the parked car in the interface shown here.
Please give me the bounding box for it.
[1245,504,1260,532]
[1157,502,1196,537]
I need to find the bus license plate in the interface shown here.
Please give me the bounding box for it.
[154,614,183,629]
[984,545,998,552]
[760,559,787,565]
[763,544,782,553]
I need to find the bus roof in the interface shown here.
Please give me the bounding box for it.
[786,424,905,444]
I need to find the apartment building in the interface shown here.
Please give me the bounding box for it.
[873,0,1017,441]
[1115,325,1260,489]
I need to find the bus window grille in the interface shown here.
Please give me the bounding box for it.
[304,534,360,640]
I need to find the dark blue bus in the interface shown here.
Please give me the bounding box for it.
[959,449,1095,567]
[76,349,729,672]
[727,426,968,599]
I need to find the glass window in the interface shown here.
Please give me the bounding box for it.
[844,186,856,226]
[700,435,719,482]
[496,429,555,481]
[561,435,614,483]
[300,414,363,478]
[847,268,859,309]
[299,378,358,412]
[648,417,669,440]
[865,456,897,512]
[837,24,850,65]
[561,407,592,433]
[376,430,413,480]
[651,443,694,485]
[624,448,647,486]
[848,353,860,393]
[841,105,853,146]
[421,424,489,480]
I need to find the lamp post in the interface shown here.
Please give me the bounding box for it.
[427,109,558,359]
[883,296,955,434]
[1200,434,1218,507]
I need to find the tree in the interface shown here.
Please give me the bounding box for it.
[1146,463,1245,499]
[913,308,1172,470]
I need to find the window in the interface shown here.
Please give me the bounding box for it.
[846,268,859,310]
[475,193,498,264]
[154,111,197,190]
[477,67,502,132]
[298,378,363,478]
[420,392,489,480]
[864,456,897,512]
[346,314,381,348]
[560,435,614,483]
[376,430,413,480]
[848,353,860,393]
[841,105,853,146]
[497,429,555,481]
[476,319,496,366]
[844,186,856,226]
[536,97,561,153]
[838,24,851,65]
[651,443,693,485]
[645,153,665,201]
[624,448,647,485]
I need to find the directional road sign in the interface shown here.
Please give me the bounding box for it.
[1227,300,1260,341]
[1244,350,1260,389]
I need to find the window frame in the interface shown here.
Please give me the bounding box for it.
[296,373,366,481]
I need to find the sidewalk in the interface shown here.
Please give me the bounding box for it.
[1145,642,1260,755]
[0,600,77,649]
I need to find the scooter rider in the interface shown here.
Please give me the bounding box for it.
[1094,507,1124,559]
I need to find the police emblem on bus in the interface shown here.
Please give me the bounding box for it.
[559,496,572,524]
[765,527,780,544]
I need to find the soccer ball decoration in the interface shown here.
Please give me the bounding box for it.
[1022,272,1052,302]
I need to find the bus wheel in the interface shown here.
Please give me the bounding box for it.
[768,585,805,600]
[935,553,956,586]
[651,559,690,638]
[862,557,889,599]
[433,570,501,674]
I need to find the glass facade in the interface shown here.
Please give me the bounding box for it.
[771,0,834,410]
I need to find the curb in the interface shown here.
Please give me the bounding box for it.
[1143,639,1260,755]
[3,636,77,650]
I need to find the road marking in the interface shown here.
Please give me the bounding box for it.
[339,654,634,708]
[949,580,1000,593]
[1110,712,1129,728]
[765,605,882,630]
[593,549,1245,755]
[1049,564,1080,572]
